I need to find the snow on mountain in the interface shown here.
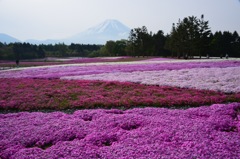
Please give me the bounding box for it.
[0,20,131,45]
[66,19,131,44]
[86,19,130,35]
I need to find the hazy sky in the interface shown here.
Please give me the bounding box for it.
[0,0,240,41]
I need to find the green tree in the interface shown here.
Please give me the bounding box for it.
[105,40,116,56]
[128,26,150,57]
[167,15,211,58]
[38,46,45,58]
[152,30,167,56]
[231,31,240,57]
[210,31,239,58]
[55,43,68,57]
[115,40,127,56]
[13,43,22,60]
[197,15,211,58]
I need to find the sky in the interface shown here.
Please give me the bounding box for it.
[0,0,240,41]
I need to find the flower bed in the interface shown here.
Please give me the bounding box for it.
[62,67,240,93]
[1,103,240,159]
[0,57,129,67]
[1,78,239,111]
[1,58,240,158]
[0,60,240,79]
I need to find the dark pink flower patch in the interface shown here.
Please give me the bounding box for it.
[0,103,239,158]
[0,78,239,111]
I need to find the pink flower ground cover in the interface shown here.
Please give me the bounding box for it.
[1,103,240,159]
[0,60,239,79]
[65,67,240,93]
[1,59,240,158]
[2,78,239,111]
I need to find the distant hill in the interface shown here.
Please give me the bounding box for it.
[1,20,131,45]
[25,39,61,45]
[0,33,21,44]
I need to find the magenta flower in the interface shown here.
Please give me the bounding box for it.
[0,78,239,111]
[0,103,239,158]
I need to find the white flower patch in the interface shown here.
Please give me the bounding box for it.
[61,67,240,93]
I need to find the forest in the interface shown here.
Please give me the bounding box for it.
[0,15,239,60]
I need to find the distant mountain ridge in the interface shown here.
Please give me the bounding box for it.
[0,33,21,44]
[0,19,131,45]
[25,39,61,45]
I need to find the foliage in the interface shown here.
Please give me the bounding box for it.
[210,31,240,58]
[165,15,211,58]
[0,43,102,60]
[97,40,128,57]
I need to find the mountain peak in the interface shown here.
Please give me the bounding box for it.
[101,19,125,27]
[103,19,121,24]
[86,19,130,35]
[67,19,131,44]
[0,20,131,45]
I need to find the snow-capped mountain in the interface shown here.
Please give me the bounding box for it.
[65,19,131,44]
[0,20,131,45]
[86,19,130,35]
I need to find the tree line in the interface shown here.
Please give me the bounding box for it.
[98,15,240,58]
[0,43,102,60]
[1,15,240,60]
